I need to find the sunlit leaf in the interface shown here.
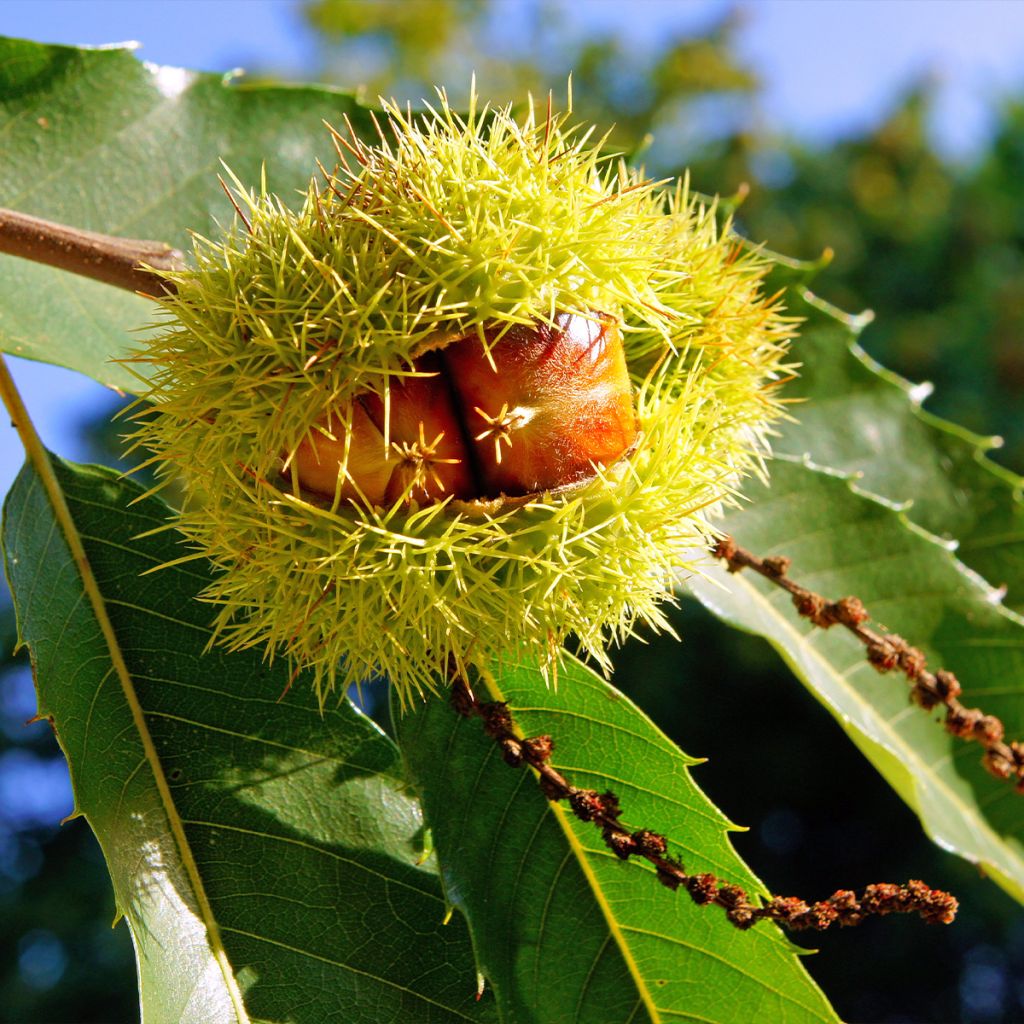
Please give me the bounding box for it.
[0,36,372,392]
[778,299,1024,612]
[688,456,1024,904]
[397,654,838,1023]
[2,455,493,1023]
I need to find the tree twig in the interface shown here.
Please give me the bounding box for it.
[0,206,183,296]
[451,675,957,931]
[712,535,1024,792]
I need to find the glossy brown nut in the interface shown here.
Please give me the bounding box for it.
[290,399,393,506]
[447,312,637,496]
[292,312,638,506]
[360,351,475,504]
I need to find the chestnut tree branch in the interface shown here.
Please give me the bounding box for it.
[0,206,183,296]
[712,535,1024,792]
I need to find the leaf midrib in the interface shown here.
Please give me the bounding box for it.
[476,667,832,1024]
[0,355,250,1022]
[475,666,661,1023]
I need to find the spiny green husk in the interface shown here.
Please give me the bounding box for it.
[131,92,794,702]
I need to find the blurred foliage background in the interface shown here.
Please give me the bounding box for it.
[2,2,1023,1021]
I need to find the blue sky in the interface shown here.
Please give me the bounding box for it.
[3,0,1024,548]
[4,0,1024,155]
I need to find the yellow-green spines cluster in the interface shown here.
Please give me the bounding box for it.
[133,94,794,702]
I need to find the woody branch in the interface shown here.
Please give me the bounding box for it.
[0,206,183,296]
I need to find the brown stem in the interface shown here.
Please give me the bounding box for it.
[712,535,1024,792]
[451,675,957,932]
[0,206,183,296]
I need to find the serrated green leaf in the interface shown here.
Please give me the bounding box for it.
[688,456,1024,904]
[779,301,1024,613]
[0,36,372,393]
[395,655,838,1024]
[2,455,494,1024]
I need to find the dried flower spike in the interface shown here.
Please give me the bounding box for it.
[131,89,794,702]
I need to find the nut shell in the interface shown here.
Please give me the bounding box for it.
[134,95,794,701]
